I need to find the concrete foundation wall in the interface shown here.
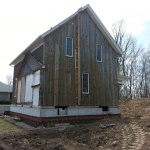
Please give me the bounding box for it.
[40,109,58,117]
[109,108,121,114]
[10,106,41,117]
[10,105,58,117]
[67,108,102,116]
[10,105,120,117]
[0,105,10,114]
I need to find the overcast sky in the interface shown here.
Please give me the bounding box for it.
[0,0,150,83]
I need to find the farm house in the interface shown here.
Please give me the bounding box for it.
[8,4,122,125]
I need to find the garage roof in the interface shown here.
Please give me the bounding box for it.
[0,82,12,93]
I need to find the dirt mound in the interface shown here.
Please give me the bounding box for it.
[120,98,150,119]
[0,118,128,150]
[1,117,149,150]
[0,98,150,150]
[64,119,125,148]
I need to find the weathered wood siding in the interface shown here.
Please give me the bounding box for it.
[80,11,118,106]
[12,46,44,104]
[32,45,43,63]
[44,17,77,106]
[43,10,118,106]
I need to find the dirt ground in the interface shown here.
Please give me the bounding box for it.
[0,98,150,150]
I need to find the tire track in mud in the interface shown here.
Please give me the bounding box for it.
[122,121,145,150]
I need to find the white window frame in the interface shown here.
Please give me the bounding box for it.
[66,37,73,57]
[96,44,102,62]
[82,73,89,94]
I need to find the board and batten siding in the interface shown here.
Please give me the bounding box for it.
[80,11,118,106]
[43,10,118,107]
[44,17,77,106]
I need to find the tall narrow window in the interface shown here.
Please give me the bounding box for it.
[82,73,89,94]
[66,37,73,57]
[96,44,102,62]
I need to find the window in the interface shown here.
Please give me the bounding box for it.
[82,73,89,94]
[96,44,102,62]
[66,37,73,57]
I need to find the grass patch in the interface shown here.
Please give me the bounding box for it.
[0,118,19,131]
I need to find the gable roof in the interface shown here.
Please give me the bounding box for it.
[17,53,43,78]
[10,4,122,66]
[0,82,12,93]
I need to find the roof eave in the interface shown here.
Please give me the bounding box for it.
[85,5,122,56]
[42,4,122,56]
[10,35,43,66]
[10,4,122,66]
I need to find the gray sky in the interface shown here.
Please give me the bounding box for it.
[0,0,150,83]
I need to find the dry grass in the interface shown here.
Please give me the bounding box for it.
[0,118,20,132]
[120,98,150,119]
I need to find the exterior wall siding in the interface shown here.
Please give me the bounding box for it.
[44,17,77,106]
[12,60,23,103]
[12,11,118,107]
[12,46,44,104]
[32,45,44,63]
[43,11,118,107]
[80,11,118,106]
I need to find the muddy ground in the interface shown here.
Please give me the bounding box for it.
[0,98,150,150]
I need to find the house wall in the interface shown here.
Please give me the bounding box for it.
[44,17,77,106]
[0,92,11,101]
[12,45,44,104]
[43,10,118,107]
[12,60,23,103]
[80,11,118,106]
[32,45,44,63]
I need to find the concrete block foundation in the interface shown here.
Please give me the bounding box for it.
[5,105,121,127]
[67,108,103,116]
[10,105,120,117]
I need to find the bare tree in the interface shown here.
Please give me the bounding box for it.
[6,74,13,86]
[138,50,150,98]
[112,20,143,99]
[126,40,143,99]
[112,20,133,76]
